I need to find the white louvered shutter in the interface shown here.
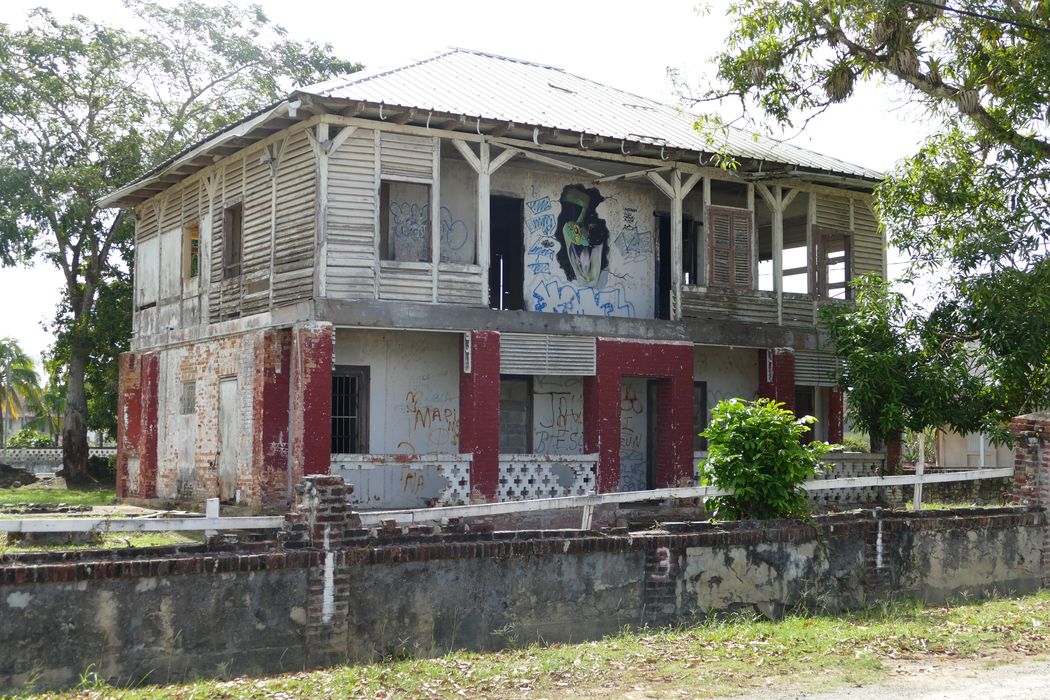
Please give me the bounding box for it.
[500,334,596,376]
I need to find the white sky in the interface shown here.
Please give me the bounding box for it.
[0,0,936,362]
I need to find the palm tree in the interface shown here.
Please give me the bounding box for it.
[0,338,41,448]
[26,380,64,443]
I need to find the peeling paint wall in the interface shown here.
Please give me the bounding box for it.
[333,329,461,454]
[693,345,759,421]
[492,165,659,319]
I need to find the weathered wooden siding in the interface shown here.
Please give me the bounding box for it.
[814,191,883,281]
[327,128,377,299]
[240,153,271,316]
[437,264,484,304]
[380,132,433,179]
[851,198,884,279]
[681,287,778,325]
[781,293,815,326]
[378,261,432,301]
[273,130,316,305]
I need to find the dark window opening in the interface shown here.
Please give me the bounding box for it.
[655,213,696,319]
[332,366,369,454]
[490,195,525,310]
[693,381,708,451]
[795,384,815,443]
[222,203,242,279]
[380,180,432,262]
[499,375,532,454]
[183,222,200,280]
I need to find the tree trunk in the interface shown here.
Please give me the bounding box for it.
[62,339,90,482]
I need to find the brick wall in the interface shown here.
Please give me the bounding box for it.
[757,348,795,412]
[459,331,500,500]
[116,352,158,499]
[1010,411,1050,580]
[584,339,694,491]
[1,475,1044,692]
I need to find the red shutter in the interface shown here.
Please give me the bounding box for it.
[708,206,752,289]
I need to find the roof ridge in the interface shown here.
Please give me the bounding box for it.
[302,48,460,94]
[444,46,567,73]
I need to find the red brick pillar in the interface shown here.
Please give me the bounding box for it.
[586,340,694,492]
[289,323,333,482]
[460,330,500,500]
[1009,412,1050,581]
[828,388,844,444]
[584,356,621,493]
[255,328,293,506]
[884,437,902,475]
[758,348,795,412]
[116,352,159,499]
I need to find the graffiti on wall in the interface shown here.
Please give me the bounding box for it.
[404,390,460,451]
[619,379,648,491]
[613,207,653,264]
[534,390,583,453]
[524,184,653,319]
[439,206,470,253]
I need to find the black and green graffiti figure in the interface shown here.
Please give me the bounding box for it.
[555,184,609,285]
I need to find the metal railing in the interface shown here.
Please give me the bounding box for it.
[0,467,1015,536]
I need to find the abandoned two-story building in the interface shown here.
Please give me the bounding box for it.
[103,49,884,510]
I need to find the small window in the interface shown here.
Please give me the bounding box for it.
[682,219,701,286]
[183,222,200,280]
[332,366,369,454]
[380,181,431,262]
[693,381,708,452]
[222,202,243,279]
[179,381,196,415]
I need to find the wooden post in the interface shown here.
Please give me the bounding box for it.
[670,169,682,321]
[913,433,925,510]
[478,142,491,306]
[205,497,219,538]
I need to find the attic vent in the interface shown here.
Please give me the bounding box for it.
[500,333,596,376]
[548,82,576,94]
[794,351,842,387]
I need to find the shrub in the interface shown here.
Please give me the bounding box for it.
[841,435,870,452]
[699,398,834,520]
[6,428,56,448]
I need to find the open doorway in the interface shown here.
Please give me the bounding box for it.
[489,196,524,310]
[655,214,693,320]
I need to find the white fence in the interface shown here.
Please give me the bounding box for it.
[0,448,117,474]
[0,467,1016,536]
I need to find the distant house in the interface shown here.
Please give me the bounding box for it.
[101,49,884,508]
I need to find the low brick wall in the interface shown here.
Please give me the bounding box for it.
[0,476,1044,692]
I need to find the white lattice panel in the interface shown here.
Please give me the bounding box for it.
[497,456,597,501]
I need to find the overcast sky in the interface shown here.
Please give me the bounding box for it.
[0,0,935,363]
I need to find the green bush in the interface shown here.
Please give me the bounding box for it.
[841,435,870,452]
[6,428,56,448]
[699,398,834,520]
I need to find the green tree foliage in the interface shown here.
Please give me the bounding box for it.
[699,398,833,520]
[707,1,1050,440]
[0,2,360,480]
[7,427,56,449]
[0,338,41,449]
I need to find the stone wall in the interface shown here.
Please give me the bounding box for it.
[0,476,1044,692]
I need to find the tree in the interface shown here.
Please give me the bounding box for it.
[704,0,1050,441]
[0,338,41,448]
[0,2,360,480]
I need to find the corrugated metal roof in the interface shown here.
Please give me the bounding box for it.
[303,48,882,181]
[101,47,882,208]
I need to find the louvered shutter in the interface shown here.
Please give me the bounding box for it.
[500,334,596,376]
[708,207,752,290]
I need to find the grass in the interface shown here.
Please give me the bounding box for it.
[22,590,1050,699]
[0,530,201,554]
[0,485,115,507]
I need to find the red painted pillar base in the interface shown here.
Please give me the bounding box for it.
[828,388,844,444]
[758,348,796,412]
[884,437,902,475]
[289,323,333,483]
[460,331,500,501]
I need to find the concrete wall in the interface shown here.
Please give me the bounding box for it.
[693,345,759,423]
[333,329,461,454]
[492,164,659,319]
[532,376,584,455]
[1,489,1043,692]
